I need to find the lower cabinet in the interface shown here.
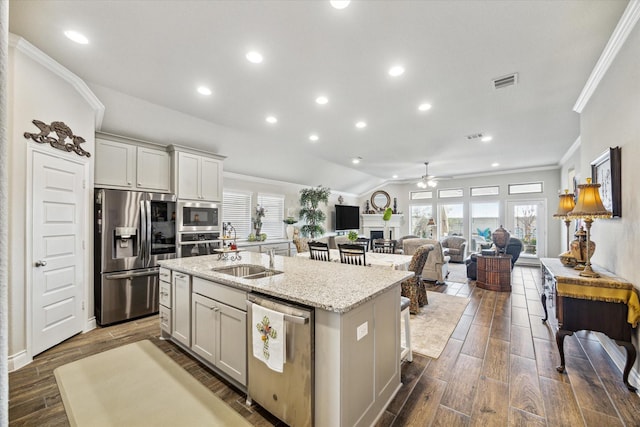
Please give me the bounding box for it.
[192,293,247,385]
[172,272,191,346]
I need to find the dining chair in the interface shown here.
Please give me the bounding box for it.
[337,243,368,266]
[372,239,396,254]
[400,244,434,314]
[354,237,370,252]
[308,241,331,262]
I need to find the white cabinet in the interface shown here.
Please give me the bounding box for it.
[172,272,191,346]
[95,135,171,192]
[159,268,172,334]
[236,240,293,256]
[174,150,223,201]
[191,276,247,386]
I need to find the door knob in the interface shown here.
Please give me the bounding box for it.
[35,260,47,267]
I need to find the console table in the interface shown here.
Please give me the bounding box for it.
[476,254,512,292]
[540,258,640,391]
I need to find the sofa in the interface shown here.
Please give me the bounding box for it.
[440,236,467,263]
[403,238,450,284]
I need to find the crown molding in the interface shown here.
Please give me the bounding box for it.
[8,33,105,128]
[573,0,640,113]
[559,136,581,166]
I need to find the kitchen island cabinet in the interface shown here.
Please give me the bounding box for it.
[159,252,412,427]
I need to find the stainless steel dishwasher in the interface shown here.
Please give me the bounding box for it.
[247,293,314,427]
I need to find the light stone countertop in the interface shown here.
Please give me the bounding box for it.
[159,252,414,313]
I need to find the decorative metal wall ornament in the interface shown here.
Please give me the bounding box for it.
[23,119,91,157]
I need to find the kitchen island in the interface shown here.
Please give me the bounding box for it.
[158,251,413,427]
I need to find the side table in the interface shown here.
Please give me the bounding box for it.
[540,258,639,391]
[476,254,512,292]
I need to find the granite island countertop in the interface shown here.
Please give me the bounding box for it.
[159,252,413,313]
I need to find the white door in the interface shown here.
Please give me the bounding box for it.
[32,150,85,355]
[505,200,547,261]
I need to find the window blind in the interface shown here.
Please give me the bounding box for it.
[222,191,252,239]
[257,193,285,239]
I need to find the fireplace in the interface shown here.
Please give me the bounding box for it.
[370,230,392,240]
[361,214,404,241]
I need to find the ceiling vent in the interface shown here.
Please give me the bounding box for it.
[492,72,518,90]
[465,133,484,140]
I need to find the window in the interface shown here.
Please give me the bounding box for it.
[222,190,252,239]
[409,205,434,238]
[439,203,463,237]
[438,188,463,198]
[509,182,543,194]
[471,186,499,196]
[410,191,433,200]
[257,194,285,239]
[470,202,500,251]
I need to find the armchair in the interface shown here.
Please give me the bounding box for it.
[403,238,450,284]
[440,236,467,263]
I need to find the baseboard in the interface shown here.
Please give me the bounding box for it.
[84,316,97,333]
[8,350,32,372]
[597,332,640,396]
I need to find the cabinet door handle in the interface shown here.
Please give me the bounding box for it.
[127,181,132,185]
[138,182,142,186]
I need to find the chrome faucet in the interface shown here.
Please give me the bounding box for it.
[268,248,275,269]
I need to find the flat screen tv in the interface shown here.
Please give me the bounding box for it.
[335,205,360,231]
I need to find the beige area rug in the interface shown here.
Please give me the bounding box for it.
[409,291,469,359]
[54,340,251,427]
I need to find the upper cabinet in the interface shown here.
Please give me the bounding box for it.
[170,146,224,202]
[95,133,171,192]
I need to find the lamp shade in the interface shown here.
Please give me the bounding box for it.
[427,217,436,226]
[553,190,575,218]
[568,178,612,220]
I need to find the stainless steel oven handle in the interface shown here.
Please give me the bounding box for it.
[105,267,159,280]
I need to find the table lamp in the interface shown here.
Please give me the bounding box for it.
[553,189,576,251]
[567,178,612,277]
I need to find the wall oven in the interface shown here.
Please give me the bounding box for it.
[177,231,221,257]
[177,201,220,232]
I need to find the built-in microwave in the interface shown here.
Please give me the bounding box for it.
[177,201,220,232]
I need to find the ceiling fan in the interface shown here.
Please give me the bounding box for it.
[417,162,438,188]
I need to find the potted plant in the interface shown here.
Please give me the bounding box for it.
[253,205,265,236]
[299,185,331,238]
[347,230,359,242]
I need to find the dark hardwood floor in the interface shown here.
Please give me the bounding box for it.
[9,265,640,426]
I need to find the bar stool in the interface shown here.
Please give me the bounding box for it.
[400,296,413,362]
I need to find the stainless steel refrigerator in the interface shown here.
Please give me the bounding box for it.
[94,188,177,325]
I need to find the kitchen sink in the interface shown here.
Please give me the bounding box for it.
[212,264,283,279]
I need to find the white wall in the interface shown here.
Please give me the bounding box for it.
[224,172,358,237]
[8,37,99,368]
[358,168,562,257]
[577,17,640,371]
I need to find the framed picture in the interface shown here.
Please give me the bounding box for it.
[591,146,621,217]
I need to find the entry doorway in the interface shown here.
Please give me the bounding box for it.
[505,200,546,263]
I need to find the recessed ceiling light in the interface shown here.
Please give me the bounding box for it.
[330,0,351,9]
[388,65,405,77]
[246,51,263,64]
[355,121,367,129]
[64,30,89,45]
[197,86,212,96]
[491,162,499,167]
[315,96,329,105]
[309,134,319,142]
[266,116,278,124]
[392,174,398,179]
[481,135,493,142]
[418,103,432,111]
[352,157,362,164]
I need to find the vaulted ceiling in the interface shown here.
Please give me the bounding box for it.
[8,0,628,194]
